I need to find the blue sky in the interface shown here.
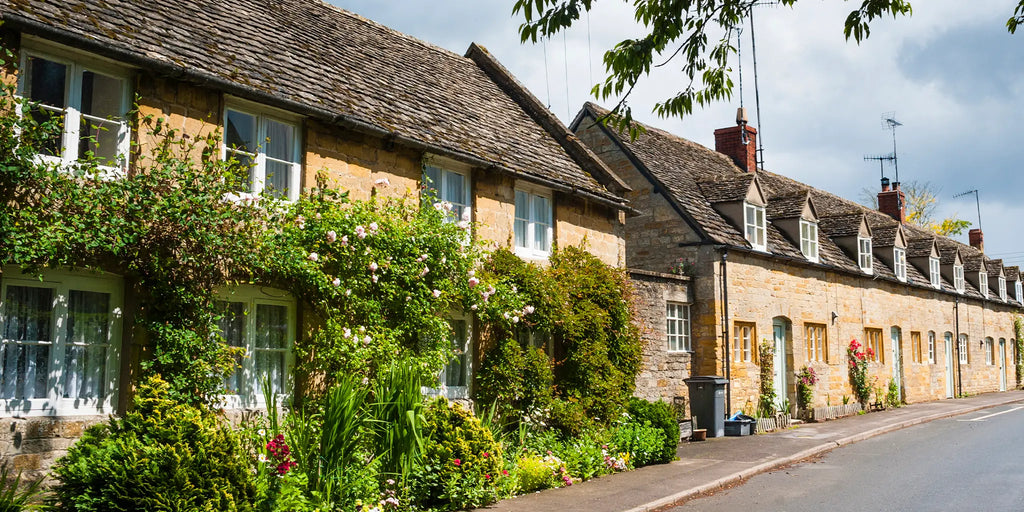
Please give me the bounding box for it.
[332,1,1024,264]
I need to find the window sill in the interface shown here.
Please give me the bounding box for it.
[422,386,469,400]
[514,246,550,262]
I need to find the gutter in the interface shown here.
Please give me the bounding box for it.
[4,15,635,214]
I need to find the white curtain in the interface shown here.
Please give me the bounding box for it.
[2,286,54,400]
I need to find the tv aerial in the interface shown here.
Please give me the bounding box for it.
[953,189,981,231]
[863,113,903,185]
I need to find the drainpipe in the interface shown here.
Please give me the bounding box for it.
[721,250,731,417]
[955,295,963,397]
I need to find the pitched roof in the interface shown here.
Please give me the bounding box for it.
[906,237,936,259]
[1006,266,1020,281]
[574,102,1016,304]
[766,191,809,220]
[1,0,627,206]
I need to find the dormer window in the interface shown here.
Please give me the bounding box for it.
[929,257,941,289]
[954,264,965,294]
[1015,281,1022,303]
[999,276,1007,302]
[744,202,766,251]
[893,247,907,282]
[858,237,873,273]
[979,272,989,299]
[799,220,818,262]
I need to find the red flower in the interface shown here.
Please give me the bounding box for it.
[501,470,509,476]
[485,474,491,480]
[482,452,489,458]
[453,459,461,467]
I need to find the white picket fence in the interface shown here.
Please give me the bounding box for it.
[754,413,792,434]
[810,402,863,421]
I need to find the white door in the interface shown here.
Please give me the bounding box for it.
[890,327,902,392]
[999,339,1007,392]
[772,321,787,413]
[945,333,955,398]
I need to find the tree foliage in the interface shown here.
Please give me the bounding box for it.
[859,180,971,236]
[513,0,1020,135]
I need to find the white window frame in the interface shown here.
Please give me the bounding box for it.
[954,264,965,294]
[222,99,302,201]
[743,202,767,251]
[423,163,472,222]
[1016,281,1023,304]
[892,248,907,282]
[929,257,941,289]
[999,277,1007,302]
[215,285,296,409]
[958,334,969,365]
[927,331,936,364]
[666,302,691,353]
[428,314,473,400]
[17,43,131,177]
[979,272,989,299]
[858,237,873,274]
[514,185,554,260]
[984,337,994,365]
[799,220,819,262]
[0,268,123,417]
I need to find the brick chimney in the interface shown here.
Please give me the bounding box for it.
[877,178,905,223]
[969,228,984,253]
[714,108,758,172]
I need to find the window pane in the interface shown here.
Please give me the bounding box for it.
[264,160,291,199]
[78,117,122,165]
[80,71,123,119]
[264,119,294,161]
[63,290,110,400]
[1,286,55,400]
[26,57,67,108]
[225,110,257,154]
[255,350,286,395]
[423,166,441,196]
[445,319,468,387]
[444,171,465,207]
[514,219,528,249]
[255,304,287,349]
[217,301,246,394]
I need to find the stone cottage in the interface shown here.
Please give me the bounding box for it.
[0,0,638,474]
[573,102,1021,414]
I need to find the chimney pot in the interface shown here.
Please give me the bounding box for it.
[714,117,758,173]
[736,107,749,125]
[969,229,984,253]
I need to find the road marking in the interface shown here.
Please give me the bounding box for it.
[958,406,1023,422]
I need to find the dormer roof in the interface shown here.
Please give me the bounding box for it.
[986,259,1005,278]
[871,224,907,249]
[767,190,817,221]
[907,237,939,259]
[935,238,964,266]
[699,174,765,205]
[1006,266,1021,281]
[818,213,871,238]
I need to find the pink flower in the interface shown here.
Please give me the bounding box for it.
[467,270,475,277]
[468,277,479,288]
[332,277,341,287]
[523,305,535,315]
[457,220,470,230]
[470,304,478,310]
[432,289,442,298]
[372,275,379,283]
[340,235,349,247]
[501,469,509,476]
[345,289,352,296]
[453,458,461,466]
[369,262,379,272]
[369,222,379,233]
[355,225,366,239]
[461,209,472,222]
[482,452,489,458]
[308,252,319,262]
[484,474,491,480]
[295,216,305,229]
[420,266,430,277]
[326,230,337,243]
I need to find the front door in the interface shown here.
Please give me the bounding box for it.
[772,320,788,414]
[999,339,1007,392]
[890,327,902,393]
[945,333,954,398]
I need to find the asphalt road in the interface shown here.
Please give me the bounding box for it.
[667,404,1024,512]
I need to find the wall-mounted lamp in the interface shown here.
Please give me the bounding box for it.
[831,312,839,324]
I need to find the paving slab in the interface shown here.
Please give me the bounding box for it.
[479,390,1024,512]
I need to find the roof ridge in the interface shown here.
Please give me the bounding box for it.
[314,0,467,62]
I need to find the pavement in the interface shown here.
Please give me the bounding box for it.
[481,390,1024,512]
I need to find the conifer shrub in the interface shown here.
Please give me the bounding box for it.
[410,398,505,511]
[51,376,256,512]
[626,397,679,463]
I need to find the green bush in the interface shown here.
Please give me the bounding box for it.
[474,339,553,426]
[410,398,506,511]
[554,430,611,481]
[548,398,592,438]
[51,376,256,512]
[515,455,556,493]
[610,421,666,468]
[627,398,679,464]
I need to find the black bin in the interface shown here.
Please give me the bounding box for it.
[684,376,728,438]
[725,414,756,436]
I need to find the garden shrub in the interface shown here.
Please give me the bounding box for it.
[627,398,679,464]
[51,376,256,512]
[474,338,554,427]
[514,455,556,493]
[553,430,612,480]
[410,398,506,511]
[609,421,665,468]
